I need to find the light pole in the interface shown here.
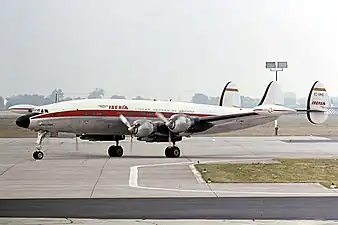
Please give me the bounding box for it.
[265,61,288,136]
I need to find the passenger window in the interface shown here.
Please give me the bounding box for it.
[84,112,88,116]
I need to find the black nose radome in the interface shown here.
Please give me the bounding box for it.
[16,113,40,129]
[16,113,41,129]
[16,115,31,128]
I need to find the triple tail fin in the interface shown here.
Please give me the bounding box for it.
[219,81,241,108]
[257,81,284,106]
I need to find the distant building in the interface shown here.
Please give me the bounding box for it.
[284,92,297,108]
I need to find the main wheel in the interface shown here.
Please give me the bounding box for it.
[108,145,124,157]
[165,146,181,158]
[33,151,44,160]
[115,146,124,157]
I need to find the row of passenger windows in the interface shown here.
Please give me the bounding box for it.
[83,111,171,117]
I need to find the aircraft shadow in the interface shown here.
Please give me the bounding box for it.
[43,152,272,161]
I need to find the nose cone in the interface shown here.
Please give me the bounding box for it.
[16,115,31,128]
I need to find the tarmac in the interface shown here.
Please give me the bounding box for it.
[2,136,338,223]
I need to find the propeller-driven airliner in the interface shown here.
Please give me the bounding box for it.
[15,80,329,160]
[6,93,59,115]
[8,104,37,115]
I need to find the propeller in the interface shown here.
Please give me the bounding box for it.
[155,112,174,130]
[119,114,139,153]
[154,112,172,144]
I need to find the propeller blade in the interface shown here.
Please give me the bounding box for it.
[130,134,133,154]
[119,114,131,128]
[155,112,169,123]
[168,130,171,144]
[76,135,78,151]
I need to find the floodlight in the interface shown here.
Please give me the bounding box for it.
[265,62,276,69]
[277,61,288,69]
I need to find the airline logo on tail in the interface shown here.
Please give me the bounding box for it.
[311,100,326,105]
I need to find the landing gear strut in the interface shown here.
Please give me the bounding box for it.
[107,140,124,157]
[33,131,48,160]
[165,142,181,158]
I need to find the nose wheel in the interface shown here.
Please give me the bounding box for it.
[33,151,44,160]
[165,146,181,158]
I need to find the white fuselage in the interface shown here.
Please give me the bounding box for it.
[27,98,283,135]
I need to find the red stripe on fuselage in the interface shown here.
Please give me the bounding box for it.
[31,109,214,120]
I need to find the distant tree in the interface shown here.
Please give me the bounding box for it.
[111,95,126,99]
[63,97,73,102]
[88,88,105,99]
[73,97,85,100]
[191,93,209,104]
[132,96,149,100]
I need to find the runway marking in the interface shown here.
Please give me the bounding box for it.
[129,160,338,196]
[188,164,205,184]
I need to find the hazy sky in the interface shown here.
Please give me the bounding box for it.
[0,0,337,101]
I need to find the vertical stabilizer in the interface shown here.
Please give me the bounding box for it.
[306,81,329,124]
[257,81,284,106]
[219,81,241,108]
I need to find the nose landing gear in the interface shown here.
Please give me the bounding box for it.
[33,131,48,160]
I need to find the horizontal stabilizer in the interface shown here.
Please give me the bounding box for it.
[219,81,241,108]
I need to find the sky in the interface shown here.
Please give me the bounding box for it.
[0,0,337,101]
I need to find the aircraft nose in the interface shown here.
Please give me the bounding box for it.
[16,115,31,128]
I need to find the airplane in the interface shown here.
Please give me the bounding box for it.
[8,104,37,115]
[15,80,329,160]
[6,93,59,115]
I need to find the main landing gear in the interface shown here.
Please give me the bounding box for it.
[164,142,181,158]
[33,131,48,160]
[107,143,124,157]
[107,137,124,157]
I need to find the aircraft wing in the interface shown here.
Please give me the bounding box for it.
[197,111,258,123]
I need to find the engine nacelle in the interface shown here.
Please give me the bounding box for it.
[167,114,194,133]
[131,119,156,137]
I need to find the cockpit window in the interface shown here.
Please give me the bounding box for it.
[44,109,48,113]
